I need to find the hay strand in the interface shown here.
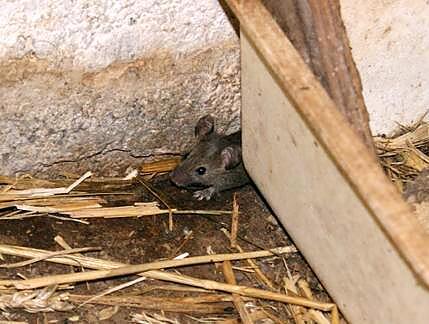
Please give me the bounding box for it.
[0,246,296,290]
[222,260,254,324]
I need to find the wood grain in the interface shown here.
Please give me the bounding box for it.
[225,0,429,288]
[223,0,429,322]
[262,0,374,152]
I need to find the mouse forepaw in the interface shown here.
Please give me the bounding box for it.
[193,187,216,200]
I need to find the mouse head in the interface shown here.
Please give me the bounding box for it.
[170,115,242,189]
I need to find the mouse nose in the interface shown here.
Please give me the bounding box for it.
[170,168,186,186]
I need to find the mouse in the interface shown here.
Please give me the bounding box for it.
[170,115,250,200]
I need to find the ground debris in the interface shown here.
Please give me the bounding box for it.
[375,119,429,233]
[0,160,337,323]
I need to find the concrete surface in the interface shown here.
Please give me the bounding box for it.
[0,0,240,176]
[340,0,429,135]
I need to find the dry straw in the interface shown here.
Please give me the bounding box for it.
[375,119,429,191]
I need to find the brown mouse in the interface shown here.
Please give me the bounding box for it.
[170,115,249,200]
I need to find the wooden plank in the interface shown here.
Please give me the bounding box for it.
[241,31,429,324]
[223,0,429,323]
[262,0,374,152]
[225,0,429,287]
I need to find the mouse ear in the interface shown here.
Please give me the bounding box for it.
[195,115,215,139]
[221,145,242,170]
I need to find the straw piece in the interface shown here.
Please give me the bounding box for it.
[78,276,147,307]
[1,172,92,198]
[283,274,306,324]
[0,175,55,188]
[374,121,429,191]
[0,196,105,209]
[0,244,336,312]
[298,279,331,324]
[132,312,179,324]
[236,244,275,290]
[15,201,102,213]
[230,193,239,248]
[66,204,169,218]
[0,285,73,313]
[65,171,92,192]
[222,261,254,324]
[66,205,232,219]
[222,228,275,290]
[0,174,134,191]
[148,271,336,312]
[140,158,181,175]
[69,294,232,314]
[375,123,429,149]
[0,246,296,289]
[0,247,101,269]
[136,177,175,230]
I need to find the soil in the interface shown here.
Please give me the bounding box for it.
[0,175,334,323]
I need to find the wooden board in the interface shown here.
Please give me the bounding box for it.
[224,0,429,323]
[262,0,374,151]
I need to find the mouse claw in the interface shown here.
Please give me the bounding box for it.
[193,187,216,200]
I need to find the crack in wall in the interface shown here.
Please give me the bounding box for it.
[14,146,183,175]
[1,42,240,177]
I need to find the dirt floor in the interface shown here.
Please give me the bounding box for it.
[0,175,334,323]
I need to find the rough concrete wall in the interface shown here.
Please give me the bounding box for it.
[0,0,240,176]
[340,0,429,135]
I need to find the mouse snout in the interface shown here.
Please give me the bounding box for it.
[170,168,190,187]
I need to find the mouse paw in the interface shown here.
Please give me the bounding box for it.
[193,187,216,200]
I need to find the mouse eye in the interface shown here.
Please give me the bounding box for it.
[196,167,206,175]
